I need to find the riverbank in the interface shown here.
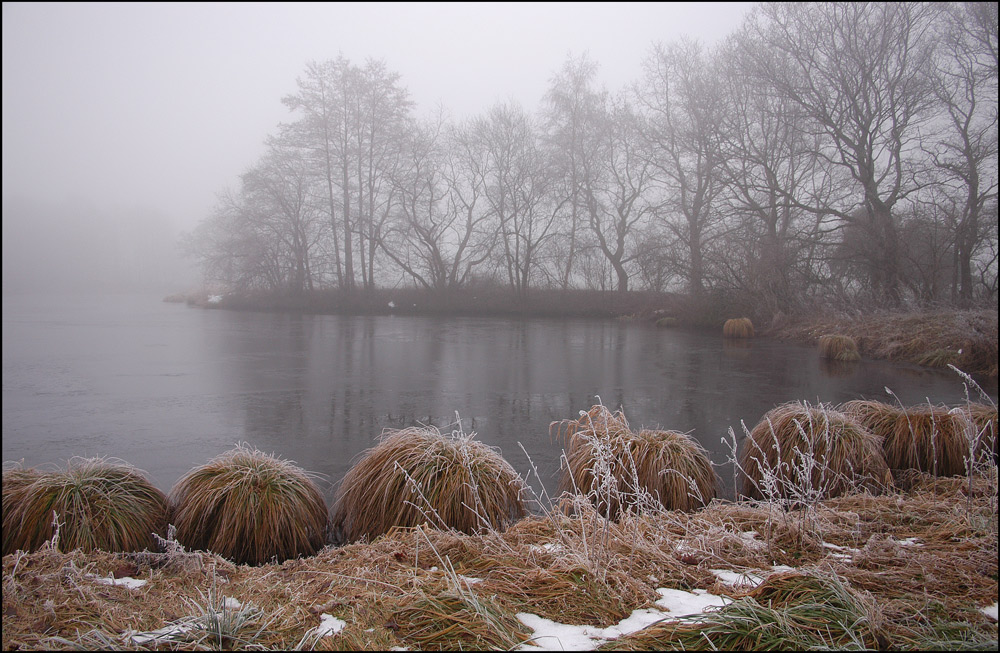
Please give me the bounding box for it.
[168,288,999,377]
[3,472,996,650]
[766,309,999,378]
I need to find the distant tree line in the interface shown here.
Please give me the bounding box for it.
[185,2,998,313]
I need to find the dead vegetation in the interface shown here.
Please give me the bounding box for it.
[723,317,755,339]
[770,309,998,377]
[329,425,528,545]
[556,404,717,518]
[2,472,996,651]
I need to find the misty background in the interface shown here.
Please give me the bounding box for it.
[2,2,751,295]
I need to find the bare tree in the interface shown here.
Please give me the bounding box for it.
[637,40,728,297]
[473,102,563,298]
[927,2,998,303]
[740,2,940,304]
[380,115,494,288]
[541,53,607,289]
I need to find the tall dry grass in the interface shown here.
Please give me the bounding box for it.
[844,401,975,476]
[168,444,328,565]
[2,457,167,556]
[967,402,998,462]
[556,405,717,518]
[329,425,528,544]
[723,317,755,339]
[738,402,892,501]
[818,334,860,361]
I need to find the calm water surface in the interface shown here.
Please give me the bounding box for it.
[3,294,996,501]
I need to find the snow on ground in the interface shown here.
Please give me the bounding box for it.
[315,613,346,637]
[516,586,731,650]
[982,602,998,621]
[86,574,147,589]
[709,568,765,588]
[221,596,242,610]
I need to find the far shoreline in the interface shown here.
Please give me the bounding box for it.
[165,287,999,378]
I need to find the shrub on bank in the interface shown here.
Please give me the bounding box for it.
[329,426,528,544]
[168,444,328,565]
[723,318,754,339]
[818,334,860,362]
[2,457,167,556]
[556,404,717,517]
[739,402,892,501]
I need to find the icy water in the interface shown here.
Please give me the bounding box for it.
[3,293,996,501]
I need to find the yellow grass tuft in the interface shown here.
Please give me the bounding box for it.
[843,401,977,476]
[2,457,167,556]
[739,402,892,501]
[818,334,860,362]
[723,317,755,339]
[329,426,528,544]
[556,404,717,518]
[168,444,328,565]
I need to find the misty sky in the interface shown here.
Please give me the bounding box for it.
[2,2,752,232]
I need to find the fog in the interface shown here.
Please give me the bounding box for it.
[1,2,751,295]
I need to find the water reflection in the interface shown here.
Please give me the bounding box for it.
[3,295,996,502]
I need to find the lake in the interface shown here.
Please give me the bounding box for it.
[3,293,996,502]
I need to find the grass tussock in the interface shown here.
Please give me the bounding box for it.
[739,402,892,501]
[556,404,717,518]
[2,457,167,556]
[845,401,979,476]
[167,444,328,565]
[818,334,860,361]
[2,468,996,651]
[723,317,755,339]
[329,425,528,545]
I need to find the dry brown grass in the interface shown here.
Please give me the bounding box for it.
[556,405,717,518]
[739,402,892,501]
[771,309,998,376]
[818,334,860,362]
[723,317,755,339]
[2,458,167,557]
[3,470,996,651]
[329,426,528,545]
[167,444,328,565]
[967,402,998,462]
[845,403,975,477]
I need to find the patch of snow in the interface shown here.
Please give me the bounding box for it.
[87,574,147,590]
[895,537,921,547]
[388,301,396,308]
[207,294,223,304]
[315,613,346,637]
[769,565,796,573]
[221,596,241,610]
[458,575,482,585]
[709,569,764,588]
[654,587,729,618]
[517,586,729,650]
[516,613,605,651]
[981,603,998,621]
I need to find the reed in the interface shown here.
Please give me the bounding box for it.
[168,444,328,565]
[556,405,716,518]
[329,426,528,544]
[966,402,997,463]
[2,457,167,556]
[723,317,755,339]
[739,402,891,501]
[817,334,860,362]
